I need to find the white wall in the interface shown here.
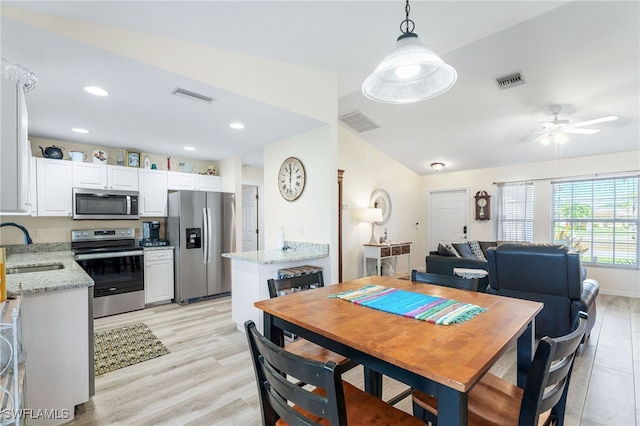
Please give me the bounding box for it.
[264,125,339,282]
[422,150,640,298]
[338,126,425,281]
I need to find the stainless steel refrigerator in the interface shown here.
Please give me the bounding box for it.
[167,191,236,304]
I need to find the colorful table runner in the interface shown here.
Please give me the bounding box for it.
[329,284,487,325]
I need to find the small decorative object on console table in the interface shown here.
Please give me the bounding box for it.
[453,267,489,280]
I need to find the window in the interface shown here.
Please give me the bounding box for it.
[497,182,534,242]
[552,176,639,268]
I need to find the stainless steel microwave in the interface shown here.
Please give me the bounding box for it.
[73,188,140,220]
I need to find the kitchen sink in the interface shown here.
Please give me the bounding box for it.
[6,263,65,274]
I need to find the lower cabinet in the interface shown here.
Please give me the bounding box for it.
[21,286,90,425]
[144,249,174,304]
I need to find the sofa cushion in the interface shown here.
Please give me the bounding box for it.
[479,241,497,257]
[437,243,460,257]
[468,240,487,261]
[452,242,476,259]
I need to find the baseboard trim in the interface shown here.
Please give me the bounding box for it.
[598,289,640,298]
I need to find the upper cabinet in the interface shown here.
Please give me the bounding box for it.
[72,163,139,191]
[36,158,72,216]
[167,171,196,190]
[139,169,167,216]
[1,79,33,213]
[197,175,221,192]
[167,171,220,192]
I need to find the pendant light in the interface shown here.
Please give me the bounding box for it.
[362,0,457,104]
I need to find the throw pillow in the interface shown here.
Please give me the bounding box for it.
[437,243,460,257]
[468,240,487,261]
[452,242,476,259]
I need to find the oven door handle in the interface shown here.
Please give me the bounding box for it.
[75,250,144,260]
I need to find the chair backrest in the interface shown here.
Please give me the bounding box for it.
[411,270,478,291]
[267,271,324,299]
[245,320,347,426]
[519,311,588,426]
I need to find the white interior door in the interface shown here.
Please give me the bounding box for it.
[428,189,469,251]
[242,185,259,251]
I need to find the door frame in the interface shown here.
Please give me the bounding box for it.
[427,187,470,252]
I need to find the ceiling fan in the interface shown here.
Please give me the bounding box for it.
[533,105,618,145]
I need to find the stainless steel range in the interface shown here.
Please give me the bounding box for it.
[72,228,145,318]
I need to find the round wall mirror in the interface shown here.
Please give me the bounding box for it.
[369,189,391,225]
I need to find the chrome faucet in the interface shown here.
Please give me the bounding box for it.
[0,222,33,245]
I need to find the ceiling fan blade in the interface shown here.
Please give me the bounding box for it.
[572,116,618,128]
[564,128,600,135]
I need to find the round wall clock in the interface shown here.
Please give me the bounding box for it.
[278,157,306,201]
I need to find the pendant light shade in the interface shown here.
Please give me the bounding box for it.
[362,1,456,104]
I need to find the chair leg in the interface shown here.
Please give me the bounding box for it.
[412,399,438,425]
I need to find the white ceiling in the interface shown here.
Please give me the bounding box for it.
[2,1,638,175]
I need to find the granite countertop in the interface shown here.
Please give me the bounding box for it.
[142,245,175,251]
[222,241,329,264]
[5,250,94,295]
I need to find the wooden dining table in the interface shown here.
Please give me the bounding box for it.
[254,275,543,426]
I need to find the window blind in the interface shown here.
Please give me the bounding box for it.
[497,182,533,242]
[552,176,639,267]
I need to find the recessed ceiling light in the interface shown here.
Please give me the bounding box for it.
[229,122,245,130]
[72,128,89,134]
[84,86,109,96]
[184,146,196,151]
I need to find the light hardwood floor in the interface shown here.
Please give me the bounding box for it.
[67,294,639,426]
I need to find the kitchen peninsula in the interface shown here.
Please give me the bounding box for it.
[222,241,330,332]
[4,245,93,425]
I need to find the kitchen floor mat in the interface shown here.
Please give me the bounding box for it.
[94,322,169,376]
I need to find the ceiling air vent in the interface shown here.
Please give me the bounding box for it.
[339,111,380,133]
[495,72,526,90]
[171,87,216,104]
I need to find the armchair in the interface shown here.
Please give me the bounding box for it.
[486,243,598,340]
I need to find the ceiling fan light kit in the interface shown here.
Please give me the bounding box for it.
[535,105,618,145]
[362,0,456,104]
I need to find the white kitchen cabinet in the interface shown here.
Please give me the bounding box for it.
[139,168,167,216]
[1,79,32,214]
[144,249,174,304]
[72,163,139,191]
[36,157,72,216]
[72,162,107,189]
[196,174,221,192]
[107,165,139,190]
[167,171,196,190]
[22,286,90,425]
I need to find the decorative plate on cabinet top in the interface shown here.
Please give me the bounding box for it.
[92,150,108,164]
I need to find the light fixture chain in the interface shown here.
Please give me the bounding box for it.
[400,0,415,35]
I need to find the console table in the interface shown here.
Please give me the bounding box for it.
[363,242,412,277]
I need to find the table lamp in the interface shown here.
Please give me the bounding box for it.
[361,208,383,245]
